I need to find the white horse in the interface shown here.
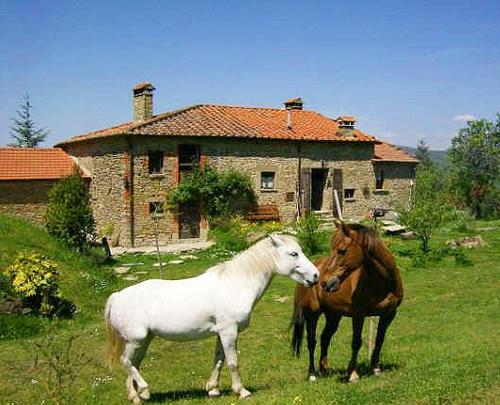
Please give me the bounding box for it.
[105,234,319,403]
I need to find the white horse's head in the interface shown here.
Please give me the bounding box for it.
[269,234,319,287]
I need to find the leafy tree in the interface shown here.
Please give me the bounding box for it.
[45,168,95,250]
[9,94,49,147]
[447,116,500,219]
[166,166,256,223]
[400,165,449,252]
[415,138,433,167]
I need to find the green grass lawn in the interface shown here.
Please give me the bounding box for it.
[0,214,499,404]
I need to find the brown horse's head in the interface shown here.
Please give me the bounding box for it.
[322,221,374,293]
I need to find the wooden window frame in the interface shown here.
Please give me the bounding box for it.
[149,201,164,215]
[260,171,276,190]
[148,151,164,174]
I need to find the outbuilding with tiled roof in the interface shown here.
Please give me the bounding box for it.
[0,148,87,223]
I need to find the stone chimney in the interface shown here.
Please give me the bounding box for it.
[133,82,155,122]
[284,97,304,110]
[336,116,356,137]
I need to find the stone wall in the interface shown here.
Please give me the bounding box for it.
[64,138,131,246]
[0,180,57,224]
[63,135,417,246]
[371,162,417,211]
[129,138,179,246]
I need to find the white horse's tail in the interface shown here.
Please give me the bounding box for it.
[104,294,124,369]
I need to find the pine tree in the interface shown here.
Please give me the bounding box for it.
[415,138,433,167]
[9,94,48,148]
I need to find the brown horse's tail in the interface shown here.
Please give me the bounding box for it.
[291,287,306,357]
[104,294,124,369]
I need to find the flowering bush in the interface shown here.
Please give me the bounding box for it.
[4,252,62,315]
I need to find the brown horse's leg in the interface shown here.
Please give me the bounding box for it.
[371,310,397,375]
[306,312,320,381]
[348,316,364,383]
[319,313,341,375]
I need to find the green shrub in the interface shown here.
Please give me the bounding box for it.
[450,210,476,233]
[296,212,322,256]
[450,248,473,266]
[209,216,252,252]
[167,166,256,223]
[3,251,70,316]
[400,165,450,252]
[45,168,95,250]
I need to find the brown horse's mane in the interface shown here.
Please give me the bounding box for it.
[338,223,381,255]
[334,222,402,303]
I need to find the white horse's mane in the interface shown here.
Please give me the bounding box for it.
[206,234,297,280]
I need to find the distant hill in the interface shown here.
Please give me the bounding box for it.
[397,145,448,166]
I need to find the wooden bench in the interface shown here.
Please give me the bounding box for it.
[246,204,280,222]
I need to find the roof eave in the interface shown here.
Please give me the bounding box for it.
[372,159,419,163]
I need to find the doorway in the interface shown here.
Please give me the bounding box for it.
[311,169,328,211]
[179,204,200,239]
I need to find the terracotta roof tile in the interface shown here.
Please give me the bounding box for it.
[373,142,419,163]
[0,148,82,180]
[58,104,376,145]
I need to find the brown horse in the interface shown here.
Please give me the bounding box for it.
[291,221,403,382]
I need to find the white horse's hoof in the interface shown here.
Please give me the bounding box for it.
[373,367,382,376]
[132,395,142,404]
[208,388,220,397]
[239,388,252,399]
[308,375,317,382]
[349,371,360,383]
[139,387,150,400]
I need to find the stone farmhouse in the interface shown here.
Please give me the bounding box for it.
[50,83,418,247]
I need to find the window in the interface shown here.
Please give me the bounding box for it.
[148,151,164,174]
[344,188,355,199]
[149,201,164,215]
[375,168,384,189]
[260,171,275,190]
[178,144,200,180]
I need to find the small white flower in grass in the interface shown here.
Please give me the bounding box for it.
[30,378,38,385]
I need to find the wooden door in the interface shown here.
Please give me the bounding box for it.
[331,168,343,218]
[179,204,200,239]
[300,168,312,215]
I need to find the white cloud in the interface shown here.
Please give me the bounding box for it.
[453,114,476,123]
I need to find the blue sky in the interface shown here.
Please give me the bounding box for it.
[1,0,499,149]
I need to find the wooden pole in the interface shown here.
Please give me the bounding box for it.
[333,189,343,220]
[368,317,377,362]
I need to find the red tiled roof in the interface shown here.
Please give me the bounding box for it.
[57,104,376,145]
[373,142,419,163]
[0,148,82,180]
